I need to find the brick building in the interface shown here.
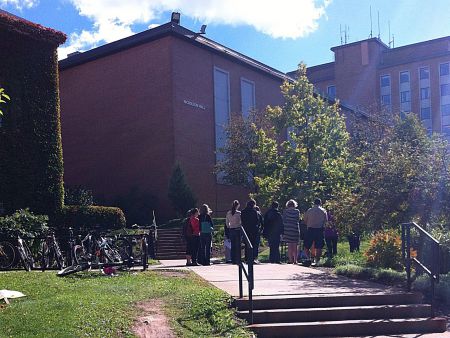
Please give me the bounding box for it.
[59,17,290,221]
[295,36,450,140]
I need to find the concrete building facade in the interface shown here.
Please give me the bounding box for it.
[59,19,288,221]
[300,36,450,140]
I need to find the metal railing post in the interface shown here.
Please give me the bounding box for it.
[406,223,411,292]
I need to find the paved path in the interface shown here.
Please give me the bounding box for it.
[155,260,399,297]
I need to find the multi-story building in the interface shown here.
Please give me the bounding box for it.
[297,36,450,140]
[59,15,289,220]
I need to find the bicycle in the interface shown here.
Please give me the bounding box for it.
[0,233,34,271]
[112,225,150,271]
[40,230,65,271]
[57,229,124,277]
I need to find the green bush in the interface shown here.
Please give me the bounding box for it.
[51,205,126,231]
[413,273,450,304]
[335,264,406,285]
[0,208,48,237]
[364,228,403,270]
[64,185,93,206]
[0,22,65,216]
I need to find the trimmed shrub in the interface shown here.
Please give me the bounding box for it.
[64,185,94,206]
[0,17,66,216]
[364,228,403,271]
[51,205,126,231]
[335,264,406,285]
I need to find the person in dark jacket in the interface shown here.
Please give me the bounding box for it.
[240,199,259,263]
[198,204,214,266]
[263,201,284,263]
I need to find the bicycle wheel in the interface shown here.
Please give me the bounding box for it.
[104,246,122,263]
[0,241,16,270]
[53,242,65,269]
[74,245,87,264]
[41,241,50,271]
[113,238,132,261]
[57,263,88,277]
[18,240,33,271]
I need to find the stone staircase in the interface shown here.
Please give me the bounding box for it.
[234,292,447,337]
[155,227,186,260]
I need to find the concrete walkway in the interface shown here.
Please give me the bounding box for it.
[155,260,399,297]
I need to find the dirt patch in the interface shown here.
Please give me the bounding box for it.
[156,270,187,278]
[132,300,176,338]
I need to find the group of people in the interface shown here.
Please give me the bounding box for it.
[183,204,214,266]
[183,197,339,266]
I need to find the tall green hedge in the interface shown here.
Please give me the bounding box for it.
[0,23,65,215]
[51,205,126,231]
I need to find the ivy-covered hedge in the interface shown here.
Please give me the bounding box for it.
[0,13,66,216]
[51,205,126,231]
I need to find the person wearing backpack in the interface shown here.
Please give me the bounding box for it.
[185,208,200,266]
[263,201,284,263]
[198,204,214,265]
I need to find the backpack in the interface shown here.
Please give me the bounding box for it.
[182,218,193,238]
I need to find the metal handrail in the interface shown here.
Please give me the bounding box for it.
[402,222,440,316]
[238,226,254,324]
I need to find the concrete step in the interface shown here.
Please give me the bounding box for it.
[234,293,423,311]
[248,317,447,337]
[156,254,186,259]
[238,304,432,323]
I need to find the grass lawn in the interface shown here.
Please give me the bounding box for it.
[0,269,251,337]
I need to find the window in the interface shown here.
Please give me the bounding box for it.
[327,85,336,99]
[442,104,450,116]
[214,67,230,182]
[380,75,390,87]
[441,83,450,96]
[421,107,431,120]
[419,67,430,80]
[440,63,450,76]
[443,125,450,136]
[240,78,255,118]
[400,71,410,83]
[381,95,391,105]
[420,87,430,100]
[400,91,411,103]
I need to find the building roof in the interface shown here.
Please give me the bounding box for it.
[0,10,66,46]
[379,36,450,69]
[59,21,292,82]
[330,37,389,52]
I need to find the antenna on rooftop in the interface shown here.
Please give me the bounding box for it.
[369,6,373,38]
[388,21,395,48]
[377,11,380,39]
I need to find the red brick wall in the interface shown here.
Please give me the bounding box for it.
[60,35,286,221]
[60,37,174,219]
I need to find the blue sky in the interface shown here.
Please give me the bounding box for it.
[2,0,450,73]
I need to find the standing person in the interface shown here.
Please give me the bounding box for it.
[254,206,264,264]
[324,210,338,258]
[303,198,328,266]
[240,199,259,263]
[225,200,242,265]
[198,204,214,266]
[183,209,193,266]
[283,199,301,264]
[187,208,201,266]
[263,201,284,263]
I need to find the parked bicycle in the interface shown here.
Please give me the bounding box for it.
[58,229,124,276]
[40,230,65,271]
[0,233,34,271]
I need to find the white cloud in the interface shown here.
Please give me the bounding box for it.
[0,0,38,10]
[59,0,329,59]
